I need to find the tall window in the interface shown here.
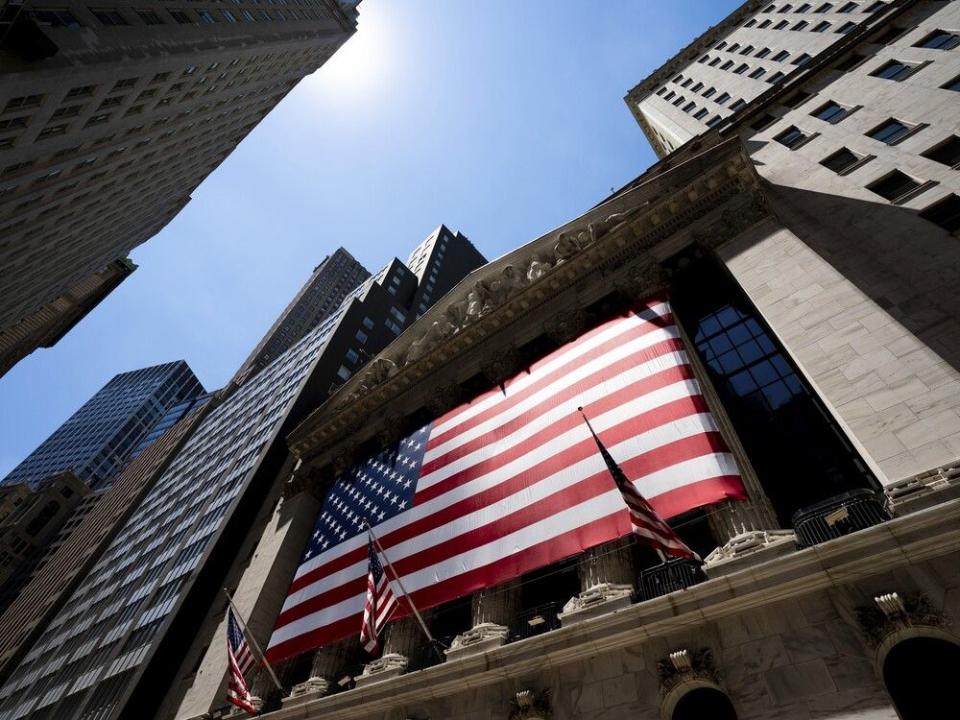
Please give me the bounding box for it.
[670,257,877,525]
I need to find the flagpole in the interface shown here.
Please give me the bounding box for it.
[362,519,439,650]
[223,589,283,691]
[578,407,673,564]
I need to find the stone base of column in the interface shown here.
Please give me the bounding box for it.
[559,582,633,625]
[703,529,796,577]
[281,677,330,708]
[225,694,264,718]
[354,653,409,687]
[445,622,510,661]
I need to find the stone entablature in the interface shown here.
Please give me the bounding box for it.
[255,498,960,720]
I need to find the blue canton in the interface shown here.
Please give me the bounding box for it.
[301,424,430,562]
[227,611,245,652]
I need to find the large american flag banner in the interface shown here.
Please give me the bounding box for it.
[266,295,746,662]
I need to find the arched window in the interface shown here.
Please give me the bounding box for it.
[883,636,960,719]
[671,686,738,720]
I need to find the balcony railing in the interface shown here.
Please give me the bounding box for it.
[791,488,890,548]
[509,601,564,643]
[634,558,706,602]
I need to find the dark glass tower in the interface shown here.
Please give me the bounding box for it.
[2,361,205,491]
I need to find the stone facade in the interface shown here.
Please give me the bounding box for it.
[240,497,960,720]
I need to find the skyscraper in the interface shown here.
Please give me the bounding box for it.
[233,248,370,385]
[0,229,484,720]
[405,225,486,320]
[0,0,362,375]
[2,361,205,490]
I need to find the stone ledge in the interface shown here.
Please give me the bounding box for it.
[258,498,960,720]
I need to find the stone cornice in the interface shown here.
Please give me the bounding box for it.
[286,139,770,476]
[259,499,960,720]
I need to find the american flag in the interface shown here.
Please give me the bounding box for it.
[359,537,399,653]
[226,609,257,716]
[581,409,700,561]
[266,296,745,663]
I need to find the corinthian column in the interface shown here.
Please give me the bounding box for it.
[446,579,521,661]
[560,537,635,624]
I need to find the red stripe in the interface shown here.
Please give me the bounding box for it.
[286,394,713,597]
[277,432,727,628]
[427,319,678,453]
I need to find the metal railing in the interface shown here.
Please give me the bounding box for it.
[509,601,564,643]
[634,558,706,602]
[791,488,890,548]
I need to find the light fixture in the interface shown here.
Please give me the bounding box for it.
[874,592,906,619]
[669,649,692,672]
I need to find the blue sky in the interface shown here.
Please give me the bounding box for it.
[0,0,741,478]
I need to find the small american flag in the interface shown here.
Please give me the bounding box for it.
[359,537,398,653]
[226,609,257,716]
[582,409,700,561]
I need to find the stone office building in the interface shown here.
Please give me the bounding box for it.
[171,2,960,720]
[0,0,361,376]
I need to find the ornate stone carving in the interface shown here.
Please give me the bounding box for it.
[855,592,948,648]
[376,414,405,447]
[702,529,796,577]
[357,356,399,394]
[481,346,520,387]
[509,689,552,720]
[426,382,463,418]
[561,538,635,624]
[354,653,409,687]
[445,623,510,659]
[615,260,668,301]
[543,309,587,346]
[656,648,720,697]
[447,579,520,660]
[693,188,770,252]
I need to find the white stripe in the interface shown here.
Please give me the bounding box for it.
[423,328,683,465]
[282,407,718,612]
[429,302,671,437]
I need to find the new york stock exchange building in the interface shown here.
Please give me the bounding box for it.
[170,3,960,720]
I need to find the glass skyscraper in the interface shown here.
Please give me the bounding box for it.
[2,362,205,491]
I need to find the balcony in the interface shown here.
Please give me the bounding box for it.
[792,488,890,547]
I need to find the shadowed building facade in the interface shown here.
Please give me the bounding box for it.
[161,3,960,720]
[0,227,485,720]
[0,0,361,377]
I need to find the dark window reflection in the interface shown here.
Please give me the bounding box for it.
[671,256,877,525]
